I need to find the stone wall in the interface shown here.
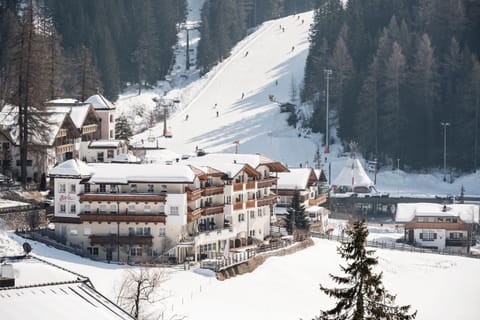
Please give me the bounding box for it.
[216,238,314,281]
[0,209,47,231]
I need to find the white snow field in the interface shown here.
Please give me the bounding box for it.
[1,230,480,320]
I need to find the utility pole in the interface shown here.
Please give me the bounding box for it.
[324,69,332,154]
[441,122,450,182]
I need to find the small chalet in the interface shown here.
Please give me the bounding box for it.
[396,203,479,253]
[276,167,327,208]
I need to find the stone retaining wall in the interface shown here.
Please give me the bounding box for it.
[0,209,47,230]
[216,238,314,281]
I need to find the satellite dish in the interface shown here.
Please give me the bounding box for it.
[23,242,32,254]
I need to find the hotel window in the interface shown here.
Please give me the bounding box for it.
[110,204,117,214]
[417,217,424,222]
[225,195,231,204]
[109,130,114,139]
[437,217,444,223]
[99,204,107,213]
[60,204,66,213]
[69,184,76,194]
[449,232,463,239]
[170,206,179,215]
[238,213,245,222]
[420,232,436,241]
[99,184,106,193]
[59,183,66,193]
[97,152,104,162]
[144,205,151,213]
[70,204,76,213]
[87,247,99,256]
[128,227,135,235]
[249,230,255,237]
[148,184,154,193]
[70,229,78,235]
[110,185,117,193]
[131,184,137,193]
[110,114,114,122]
[128,204,136,214]
[109,226,116,234]
[161,185,167,193]
[427,217,435,223]
[159,205,165,214]
[83,204,91,213]
[250,210,255,219]
[107,150,114,158]
[130,247,142,256]
[159,228,166,237]
[84,184,90,193]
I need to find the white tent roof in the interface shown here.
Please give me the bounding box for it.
[332,157,374,188]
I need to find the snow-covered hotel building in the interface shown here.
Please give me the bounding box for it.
[49,153,288,263]
[396,203,479,253]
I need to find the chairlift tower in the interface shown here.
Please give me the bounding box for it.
[177,22,200,70]
[152,97,179,138]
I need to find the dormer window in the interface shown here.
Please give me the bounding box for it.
[131,184,137,193]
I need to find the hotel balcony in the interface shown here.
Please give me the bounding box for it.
[55,143,74,155]
[445,238,476,247]
[245,181,256,190]
[89,234,153,246]
[82,124,98,135]
[79,193,166,203]
[257,195,277,207]
[233,182,243,192]
[233,201,243,211]
[246,199,256,209]
[79,213,166,223]
[308,195,327,206]
[257,177,277,188]
[202,185,224,196]
[202,204,224,216]
[188,207,203,223]
[187,187,202,201]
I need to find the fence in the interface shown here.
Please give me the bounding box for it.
[310,232,480,259]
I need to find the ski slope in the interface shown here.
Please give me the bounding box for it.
[131,12,317,167]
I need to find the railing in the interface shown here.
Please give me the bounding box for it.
[55,143,74,154]
[82,124,98,135]
[245,181,256,190]
[233,183,243,192]
[79,193,166,202]
[57,128,67,138]
[445,238,476,247]
[79,213,166,223]
[187,207,203,222]
[309,194,327,206]
[233,202,243,211]
[310,232,480,259]
[203,204,224,215]
[186,188,202,201]
[89,234,153,246]
[246,199,255,208]
[202,185,224,196]
[257,177,277,188]
[405,222,470,231]
[257,195,277,207]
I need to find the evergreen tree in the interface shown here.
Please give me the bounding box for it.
[285,189,308,234]
[316,219,417,320]
[115,115,133,141]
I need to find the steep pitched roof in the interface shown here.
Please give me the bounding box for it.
[277,168,316,190]
[332,157,374,189]
[85,94,116,110]
[46,104,95,130]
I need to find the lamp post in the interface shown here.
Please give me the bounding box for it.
[441,122,450,182]
[324,69,332,154]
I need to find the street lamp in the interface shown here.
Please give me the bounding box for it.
[441,122,450,182]
[324,69,332,154]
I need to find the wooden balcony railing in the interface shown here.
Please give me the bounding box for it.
[187,188,202,201]
[57,128,67,138]
[246,199,256,208]
[202,185,224,196]
[405,222,469,231]
[82,124,98,135]
[89,234,153,246]
[309,195,327,206]
[233,183,243,192]
[79,193,166,202]
[245,181,256,190]
[257,195,277,207]
[79,213,166,223]
[55,143,74,154]
[187,207,203,223]
[203,204,224,216]
[445,238,476,247]
[233,202,243,211]
[257,177,277,188]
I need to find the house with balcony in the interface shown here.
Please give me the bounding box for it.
[276,167,327,208]
[48,153,288,263]
[84,94,116,140]
[396,203,479,253]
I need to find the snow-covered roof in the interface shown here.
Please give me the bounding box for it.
[85,94,116,110]
[185,153,288,172]
[89,140,125,148]
[184,157,257,178]
[49,159,95,177]
[277,168,314,190]
[332,157,374,189]
[112,153,141,163]
[46,98,81,104]
[88,163,195,184]
[396,203,480,223]
[46,104,92,130]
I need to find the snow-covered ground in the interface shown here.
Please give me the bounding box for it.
[1,229,479,320]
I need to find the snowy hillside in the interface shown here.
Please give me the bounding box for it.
[116,5,480,197]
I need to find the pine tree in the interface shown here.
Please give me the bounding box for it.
[285,189,308,234]
[316,219,417,320]
[115,115,133,141]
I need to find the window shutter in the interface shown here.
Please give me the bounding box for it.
[433,233,437,239]
[419,233,423,239]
